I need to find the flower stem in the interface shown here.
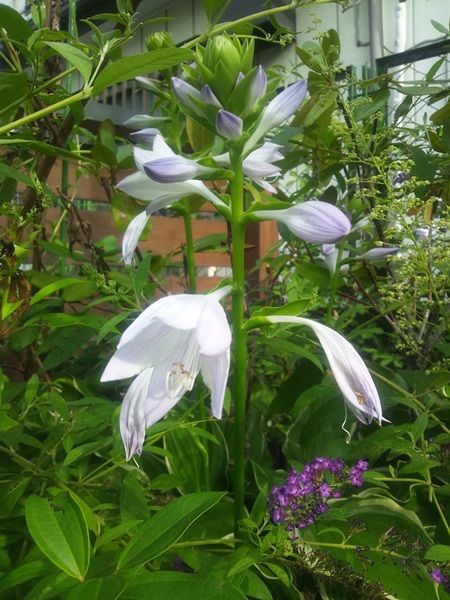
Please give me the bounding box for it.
[230,148,247,535]
[182,212,197,293]
[326,246,343,324]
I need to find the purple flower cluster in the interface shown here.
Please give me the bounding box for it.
[430,568,450,591]
[269,457,369,536]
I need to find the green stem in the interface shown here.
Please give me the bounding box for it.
[300,539,411,562]
[183,1,300,48]
[0,89,88,135]
[230,148,247,535]
[182,212,197,293]
[431,487,450,538]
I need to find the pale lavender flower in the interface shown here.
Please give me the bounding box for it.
[201,84,222,107]
[266,316,383,425]
[253,200,351,244]
[430,568,450,591]
[117,134,225,264]
[216,109,243,140]
[101,287,232,459]
[245,79,307,150]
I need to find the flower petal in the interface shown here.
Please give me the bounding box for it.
[172,77,203,114]
[196,297,231,356]
[358,248,399,261]
[200,350,230,418]
[201,84,222,107]
[144,156,214,183]
[122,210,149,265]
[120,367,154,459]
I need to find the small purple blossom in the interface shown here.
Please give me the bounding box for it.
[269,457,369,537]
[430,568,450,591]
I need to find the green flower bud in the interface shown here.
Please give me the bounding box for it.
[146,31,175,51]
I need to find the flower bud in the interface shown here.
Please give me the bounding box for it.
[253,200,351,244]
[143,156,215,183]
[146,31,175,51]
[216,109,243,141]
[201,85,222,107]
[172,77,203,115]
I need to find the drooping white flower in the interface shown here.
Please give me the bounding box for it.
[253,200,351,244]
[116,134,225,264]
[214,142,283,194]
[267,315,383,425]
[101,287,232,460]
[321,244,350,274]
[357,247,399,261]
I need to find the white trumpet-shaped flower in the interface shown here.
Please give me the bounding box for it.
[101,287,232,460]
[253,200,351,244]
[117,134,225,264]
[267,316,383,425]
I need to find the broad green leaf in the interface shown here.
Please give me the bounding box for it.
[121,572,246,600]
[25,494,90,580]
[117,491,226,570]
[353,88,389,121]
[0,410,19,432]
[0,162,33,185]
[24,373,39,406]
[0,560,52,594]
[95,521,142,550]
[0,5,32,41]
[92,48,193,94]
[425,545,450,561]
[431,19,450,36]
[46,42,92,83]
[67,576,127,600]
[63,440,110,467]
[0,72,29,113]
[30,278,84,305]
[202,0,232,23]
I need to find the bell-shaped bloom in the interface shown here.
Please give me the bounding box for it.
[216,109,243,140]
[267,316,383,425]
[117,134,225,264]
[201,84,222,107]
[253,200,351,244]
[214,142,283,194]
[101,287,232,459]
[245,79,307,150]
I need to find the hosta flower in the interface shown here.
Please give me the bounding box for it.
[216,109,243,140]
[322,244,349,274]
[253,200,351,244]
[214,142,283,194]
[201,84,222,107]
[245,79,307,150]
[101,287,232,459]
[172,77,204,115]
[267,316,383,425]
[117,133,224,264]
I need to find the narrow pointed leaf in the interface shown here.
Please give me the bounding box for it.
[117,491,226,570]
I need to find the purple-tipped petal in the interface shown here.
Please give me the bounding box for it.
[130,128,160,145]
[172,77,203,114]
[201,84,222,107]
[248,65,267,106]
[143,156,208,183]
[216,109,243,140]
[254,200,351,244]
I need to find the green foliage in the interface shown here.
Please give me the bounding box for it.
[0,1,449,599]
